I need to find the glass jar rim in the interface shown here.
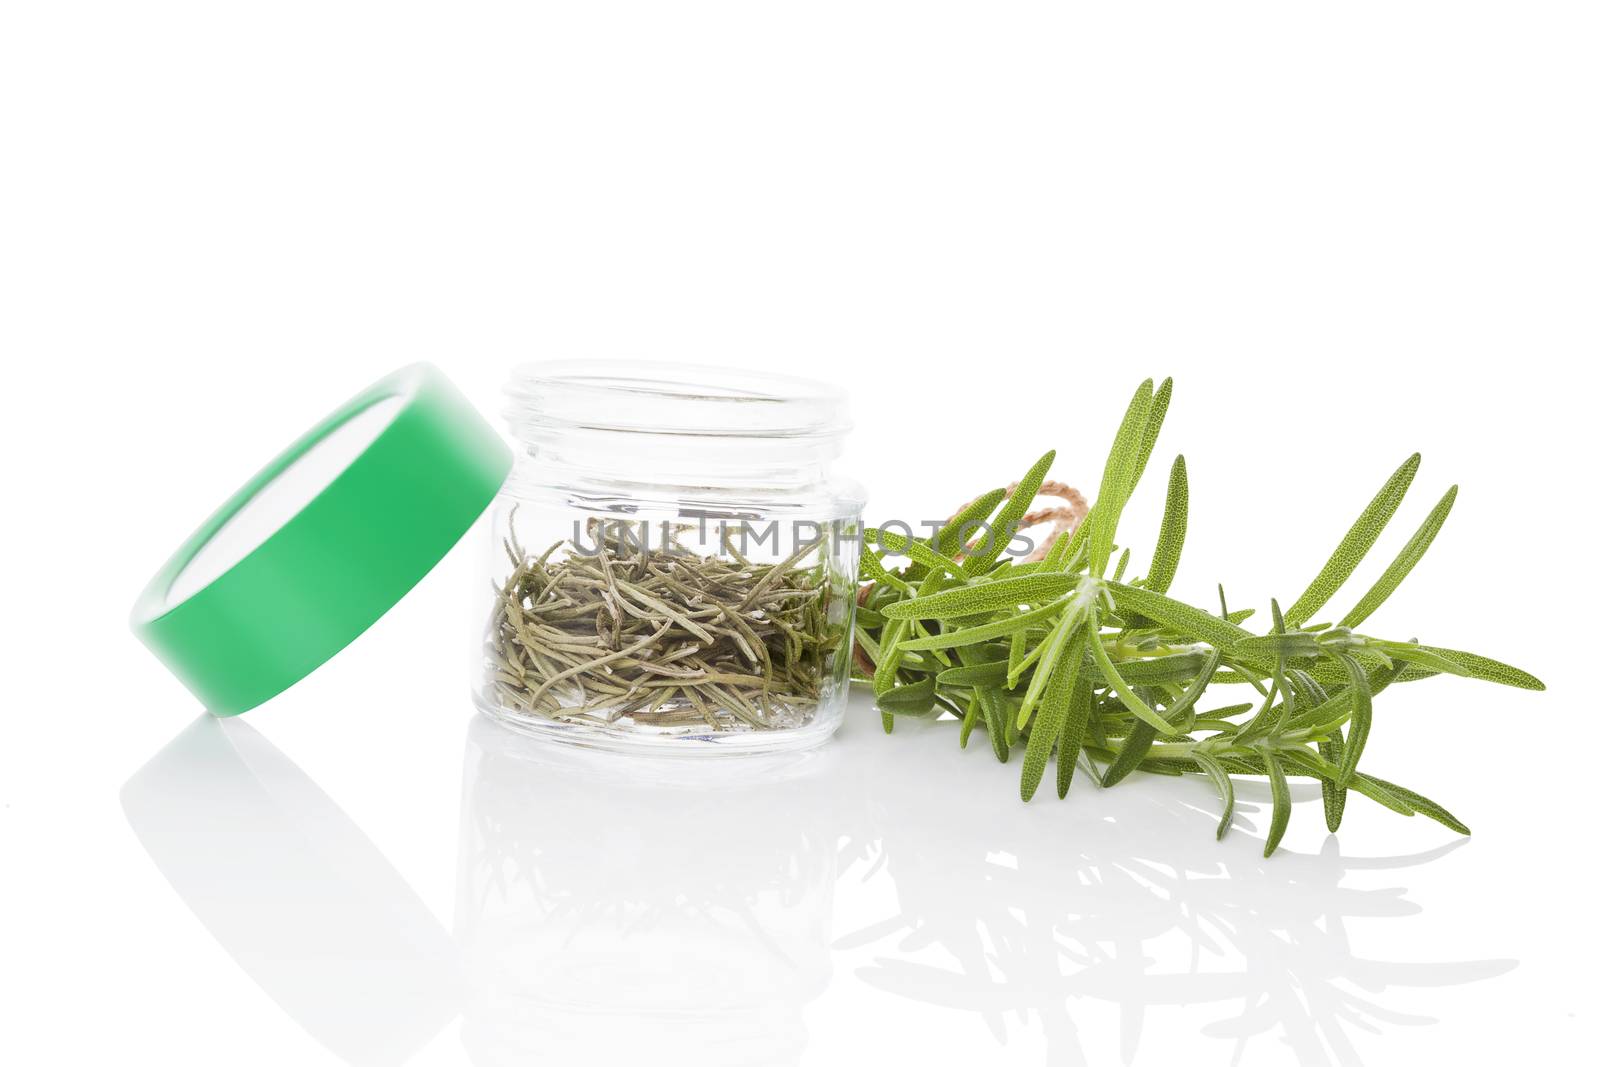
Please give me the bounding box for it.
[504,360,851,440]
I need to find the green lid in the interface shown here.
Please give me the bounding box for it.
[131,363,511,716]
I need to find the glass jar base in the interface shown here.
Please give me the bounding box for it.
[472,693,844,757]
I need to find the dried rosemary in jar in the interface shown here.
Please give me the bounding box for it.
[487,522,841,735]
[476,360,864,753]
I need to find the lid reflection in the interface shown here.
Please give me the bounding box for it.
[120,715,460,1067]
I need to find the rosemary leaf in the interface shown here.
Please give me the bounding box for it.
[1359,774,1470,835]
[880,573,1078,621]
[1089,625,1177,736]
[965,450,1056,575]
[1318,728,1349,832]
[1020,627,1088,801]
[1144,454,1188,595]
[1284,453,1420,627]
[1339,485,1457,628]
[1263,751,1292,858]
[1105,581,1252,651]
[1057,676,1096,798]
[936,487,1008,559]
[1380,642,1546,690]
[1191,751,1236,840]
[1089,380,1155,576]
[1333,652,1373,787]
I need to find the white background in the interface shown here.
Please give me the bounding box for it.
[2,3,1596,1065]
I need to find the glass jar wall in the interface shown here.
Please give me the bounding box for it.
[476,361,865,754]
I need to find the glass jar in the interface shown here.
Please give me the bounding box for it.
[475,361,865,754]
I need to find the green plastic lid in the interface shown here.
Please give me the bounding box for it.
[131,363,511,716]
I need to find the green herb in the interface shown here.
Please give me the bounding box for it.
[488,522,840,733]
[854,379,1543,856]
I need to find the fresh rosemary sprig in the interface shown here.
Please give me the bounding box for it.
[853,379,1544,855]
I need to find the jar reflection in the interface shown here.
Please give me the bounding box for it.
[455,716,840,1066]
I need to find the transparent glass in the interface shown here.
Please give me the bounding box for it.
[475,361,865,755]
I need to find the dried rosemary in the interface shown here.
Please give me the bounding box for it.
[487,522,840,733]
